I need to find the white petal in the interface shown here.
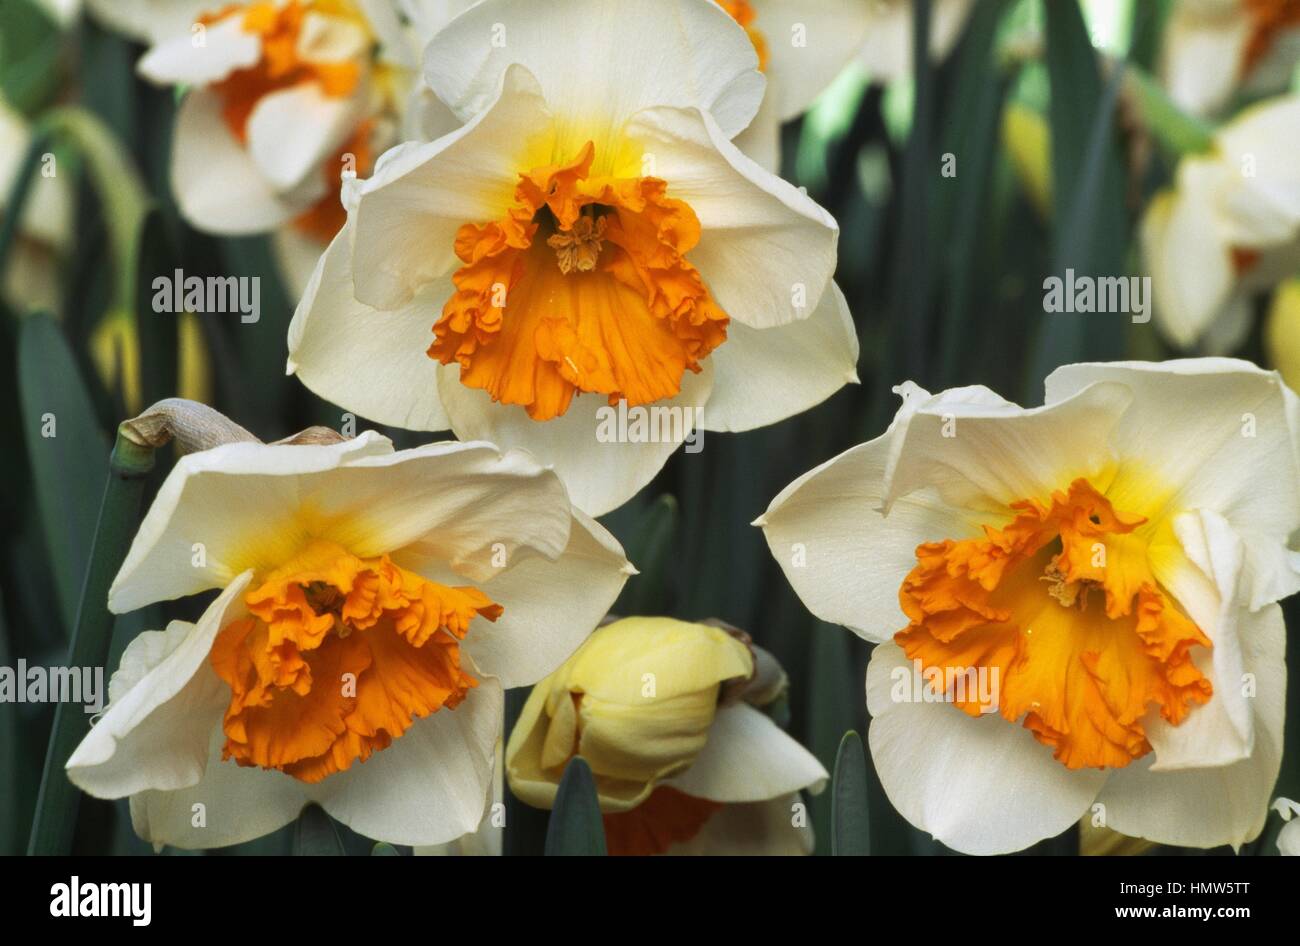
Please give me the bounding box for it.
[757,426,986,643]
[296,10,371,64]
[171,89,304,235]
[859,0,973,83]
[339,442,578,579]
[1094,602,1286,851]
[287,226,455,432]
[1141,176,1235,350]
[437,358,714,517]
[246,82,367,192]
[701,280,858,432]
[881,379,1133,517]
[731,87,781,173]
[422,0,765,144]
[867,642,1107,855]
[115,437,580,612]
[665,702,827,802]
[754,0,873,119]
[1280,812,1300,856]
[138,12,262,86]
[350,64,554,310]
[1160,8,1249,117]
[412,739,504,856]
[1044,359,1300,609]
[665,793,813,855]
[311,677,503,846]
[129,724,309,850]
[463,511,632,686]
[626,104,838,329]
[109,433,394,612]
[1145,509,1253,768]
[67,574,251,798]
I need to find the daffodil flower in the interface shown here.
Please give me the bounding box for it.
[0,98,72,313]
[1162,0,1300,118]
[121,1,471,292]
[66,429,632,848]
[507,617,827,855]
[759,360,1300,854]
[1142,95,1300,352]
[288,0,858,516]
[715,0,872,170]
[858,0,972,84]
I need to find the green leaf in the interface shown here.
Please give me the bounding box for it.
[545,757,607,856]
[28,430,155,855]
[937,0,1013,386]
[135,210,180,406]
[831,731,871,856]
[0,0,62,116]
[293,804,346,856]
[0,596,18,854]
[1031,0,1130,380]
[18,315,109,634]
[807,621,859,855]
[1124,66,1214,159]
[614,494,677,615]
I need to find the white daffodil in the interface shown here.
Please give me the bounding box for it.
[1162,0,1300,118]
[83,0,215,41]
[66,427,632,849]
[858,0,973,84]
[0,99,72,314]
[1276,797,1300,854]
[507,616,827,855]
[1142,95,1300,352]
[713,1,872,170]
[288,0,859,517]
[759,359,1300,855]
[124,1,472,294]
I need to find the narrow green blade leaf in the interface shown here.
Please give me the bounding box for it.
[831,730,871,856]
[136,210,180,406]
[293,804,346,856]
[615,494,677,615]
[545,757,607,856]
[807,621,858,855]
[1032,0,1130,380]
[28,431,154,855]
[18,315,109,636]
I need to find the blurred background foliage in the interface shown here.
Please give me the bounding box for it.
[1,0,1298,856]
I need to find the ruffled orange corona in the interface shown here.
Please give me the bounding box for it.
[210,539,502,783]
[430,141,730,421]
[896,478,1213,770]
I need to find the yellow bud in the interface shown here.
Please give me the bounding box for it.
[506,616,754,812]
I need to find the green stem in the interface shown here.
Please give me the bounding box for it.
[0,129,52,281]
[27,428,154,855]
[0,106,150,321]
